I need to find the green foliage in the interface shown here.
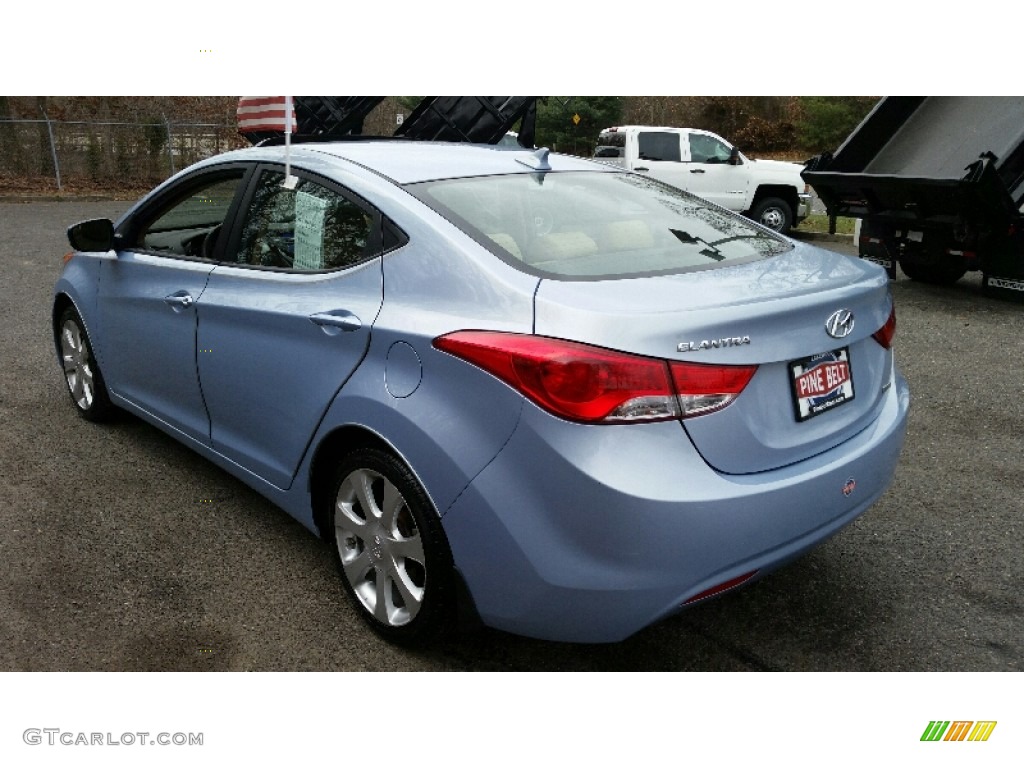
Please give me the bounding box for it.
[796,97,878,153]
[143,117,167,158]
[395,96,422,112]
[115,135,133,178]
[797,214,856,235]
[534,97,624,156]
[732,115,796,153]
[622,97,801,152]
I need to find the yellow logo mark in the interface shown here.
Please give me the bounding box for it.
[967,721,998,742]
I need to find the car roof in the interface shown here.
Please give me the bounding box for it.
[599,125,717,135]
[254,141,613,185]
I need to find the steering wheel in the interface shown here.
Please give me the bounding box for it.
[262,236,293,268]
[201,224,222,260]
[532,208,554,236]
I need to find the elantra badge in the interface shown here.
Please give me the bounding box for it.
[677,336,751,353]
[825,309,855,339]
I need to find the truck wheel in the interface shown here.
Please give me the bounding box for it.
[899,255,967,285]
[750,198,793,233]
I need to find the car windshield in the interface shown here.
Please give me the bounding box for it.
[412,171,791,279]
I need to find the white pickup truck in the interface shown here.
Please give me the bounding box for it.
[595,125,811,233]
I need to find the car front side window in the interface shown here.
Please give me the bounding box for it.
[135,173,246,259]
[232,170,376,271]
[690,134,733,164]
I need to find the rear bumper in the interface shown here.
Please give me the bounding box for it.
[797,192,812,221]
[441,368,910,643]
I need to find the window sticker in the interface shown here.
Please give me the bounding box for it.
[294,190,329,270]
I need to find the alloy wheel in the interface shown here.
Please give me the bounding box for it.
[759,206,785,231]
[334,467,426,626]
[61,318,96,410]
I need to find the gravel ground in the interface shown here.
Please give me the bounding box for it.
[1,201,1021,671]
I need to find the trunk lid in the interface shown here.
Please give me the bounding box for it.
[533,242,894,474]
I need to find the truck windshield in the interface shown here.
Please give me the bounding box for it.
[411,171,791,279]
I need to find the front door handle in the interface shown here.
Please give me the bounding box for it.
[690,169,706,174]
[634,166,649,172]
[163,291,194,310]
[310,310,362,333]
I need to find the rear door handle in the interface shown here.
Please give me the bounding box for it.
[163,291,194,309]
[690,169,705,174]
[310,310,362,333]
[635,166,649,172]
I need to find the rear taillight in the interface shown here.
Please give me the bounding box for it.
[434,331,756,424]
[670,360,757,418]
[872,305,896,349]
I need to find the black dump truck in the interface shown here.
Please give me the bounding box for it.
[802,97,1024,301]
[238,96,539,146]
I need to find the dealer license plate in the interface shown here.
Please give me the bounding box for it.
[789,347,855,422]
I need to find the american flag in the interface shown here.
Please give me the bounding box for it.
[237,97,297,133]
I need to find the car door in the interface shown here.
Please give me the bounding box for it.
[98,167,250,441]
[633,130,690,190]
[680,132,749,212]
[195,166,387,489]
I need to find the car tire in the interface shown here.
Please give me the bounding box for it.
[750,197,793,233]
[899,255,967,285]
[57,306,114,422]
[327,447,456,644]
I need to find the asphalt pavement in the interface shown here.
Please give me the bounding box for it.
[1,201,1021,671]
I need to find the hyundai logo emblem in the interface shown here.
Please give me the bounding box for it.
[825,309,855,339]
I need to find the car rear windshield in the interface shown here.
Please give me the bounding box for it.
[411,171,791,279]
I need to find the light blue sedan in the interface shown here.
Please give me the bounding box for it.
[53,140,909,643]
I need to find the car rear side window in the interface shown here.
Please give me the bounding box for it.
[232,170,376,271]
[412,171,791,280]
[638,132,681,162]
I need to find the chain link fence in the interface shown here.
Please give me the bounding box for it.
[0,116,247,191]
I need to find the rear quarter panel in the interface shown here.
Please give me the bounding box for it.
[305,195,541,521]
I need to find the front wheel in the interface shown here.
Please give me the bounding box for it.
[57,306,114,422]
[327,447,456,644]
[749,197,793,233]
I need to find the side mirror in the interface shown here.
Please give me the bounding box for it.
[67,218,115,252]
[729,147,743,166]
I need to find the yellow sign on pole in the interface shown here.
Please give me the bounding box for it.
[572,113,581,125]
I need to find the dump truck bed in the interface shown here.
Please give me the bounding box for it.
[804,97,1024,227]
[854,98,1024,179]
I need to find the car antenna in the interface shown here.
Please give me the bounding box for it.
[515,147,552,171]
